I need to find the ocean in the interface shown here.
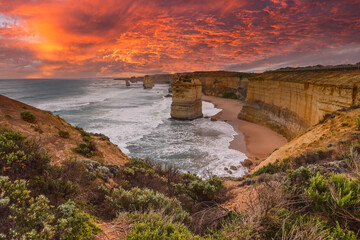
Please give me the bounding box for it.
[0,78,248,177]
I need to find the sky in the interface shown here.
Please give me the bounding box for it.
[0,0,359,78]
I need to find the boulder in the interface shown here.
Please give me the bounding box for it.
[241,159,253,168]
[230,165,237,170]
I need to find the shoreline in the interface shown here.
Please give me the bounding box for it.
[202,95,287,169]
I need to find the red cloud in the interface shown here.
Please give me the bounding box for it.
[0,0,359,77]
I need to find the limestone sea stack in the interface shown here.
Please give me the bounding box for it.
[125,79,130,86]
[143,75,154,89]
[171,74,203,120]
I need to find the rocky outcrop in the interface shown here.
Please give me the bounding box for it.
[171,74,203,120]
[143,75,154,89]
[239,71,360,139]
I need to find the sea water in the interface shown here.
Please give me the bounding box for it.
[0,78,248,177]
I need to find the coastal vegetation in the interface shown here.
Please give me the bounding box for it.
[222,92,238,99]
[58,130,70,138]
[1,124,360,239]
[20,111,36,123]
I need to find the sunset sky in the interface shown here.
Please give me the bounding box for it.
[0,0,359,78]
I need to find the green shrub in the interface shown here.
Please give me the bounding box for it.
[31,125,43,133]
[75,127,91,138]
[126,211,201,240]
[342,122,349,127]
[186,176,224,202]
[58,130,70,138]
[306,173,360,225]
[252,158,291,176]
[222,92,237,99]
[0,176,100,239]
[0,130,50,180]
[283,167,314,196]
[83,136,91,142]
[357,115,360,130]
[208,213,260,239]
[20,111,36,123]
[280,215,356,240]
[104,186,191,224]
[73,141,96,158]
[54,200,101,240]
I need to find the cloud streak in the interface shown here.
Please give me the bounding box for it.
[0,0,359,77]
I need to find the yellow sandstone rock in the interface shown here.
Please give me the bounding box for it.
[240,70,360,139]
[171,74,203,120]
[143,75,154,89]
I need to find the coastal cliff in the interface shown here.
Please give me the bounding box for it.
[184,71,254,100]
[239,70,360,139]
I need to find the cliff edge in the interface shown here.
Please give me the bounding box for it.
[240,70,360,139]
[0,94,128,165]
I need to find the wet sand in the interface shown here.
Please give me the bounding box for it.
[202,95,287,168]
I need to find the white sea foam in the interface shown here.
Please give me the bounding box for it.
[2,79,249,178]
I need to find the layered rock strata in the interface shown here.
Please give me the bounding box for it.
[171,74,203,120]
[239,71,360,139]
[178,71,253,100]
[143,75,154,89]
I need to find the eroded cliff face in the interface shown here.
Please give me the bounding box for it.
[171,74,203,120]
[165,72,254,99]
[240,71,360,139]
[192,71,252,100]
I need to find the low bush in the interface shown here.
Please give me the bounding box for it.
[31,125,43,133]
[104,186,191,224]
[75,126,91,138]
[0,176,100,239]
[54,200,101,240]
[222,92,237,99]
[20,111,36,123]
[184,175,224,202]
[357,114,360,130]
[73,141,96,158]
[0,130,50,180]
[126,211,201,240]
[282,167,314,197]
[252,158,291,176]
[306,172,360,228]
[58,130,70,138]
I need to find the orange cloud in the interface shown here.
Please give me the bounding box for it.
[0,0,359,78]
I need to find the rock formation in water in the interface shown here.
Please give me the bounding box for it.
[143,75,154,89]
[171,74,203,120]
[125,80,130,86]
[144,71,254,99]
[239,70,360,139]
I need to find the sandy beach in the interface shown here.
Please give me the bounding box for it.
[202,95,287,168]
